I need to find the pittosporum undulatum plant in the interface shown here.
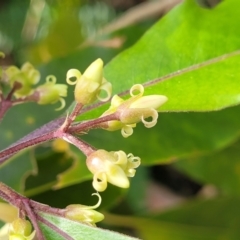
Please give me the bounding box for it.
[0,55,167,239]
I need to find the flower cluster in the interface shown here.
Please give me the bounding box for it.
[6,62,40,98]
[66,58,112,105]
[101,84,168,137]
[4,61,67,109]
[8,218,35,240]
[86,149,141,192]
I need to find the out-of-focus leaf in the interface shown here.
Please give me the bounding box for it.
[174,138,240,196]
[24,149,73,197]
[0,149,36,192]
[24,1,84,64]
[39,212,139,240]
[54,145,91,189]
[125,166,150,214]
[0,1,29,51]
[0,102,62,150]
[104,198,240,240]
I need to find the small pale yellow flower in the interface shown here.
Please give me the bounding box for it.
[101,84,168,137]
[34,75,67,110]
[66,58,112,105]
[86,149,140,192]
[5,62,40,98]
[65,193,104,225]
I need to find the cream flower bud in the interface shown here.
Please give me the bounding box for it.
[86,150,140,192]
[34,75,67,110]
[9,219,35,240]
[66,58,112,105]
[101,84,167,137]
[65,193,104,225]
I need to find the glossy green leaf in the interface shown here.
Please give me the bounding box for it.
[105,0,240,111]
[104,197,240,240]
[174,138,240,196]
[75,0,240,122]
[39,212,139,240]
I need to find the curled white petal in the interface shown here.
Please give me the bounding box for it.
[67,193,102,210]
[93,172,108,192]
[66,69,81,85]
[97,80,112,102]
[113,151,128,165]
[141,109,158,128]
[55,97,66,111]
[130,84,144,97]
[121,125,134,138]
[127,154,141,169]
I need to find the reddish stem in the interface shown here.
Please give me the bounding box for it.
[69,112,119,134]
[0,182,73,239]
[0,99,12,120]
[22,199,46,240]
[0,132,56,164]
[60,132,95,156]
[60,102,83,132]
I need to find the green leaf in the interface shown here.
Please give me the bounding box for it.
[54,145,92,190]
[0,102,62,150]
[40,212,139,240]
[104,197,240,240]
[0,149,36,192]
[75,0,240,121]
[24,149,73,197]
[0,1,29,50]
[174,138,240,196]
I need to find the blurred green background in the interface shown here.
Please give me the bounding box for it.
[1,0,240,239]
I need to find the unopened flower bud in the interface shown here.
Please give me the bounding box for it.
[87,149,140,192]
[34,75,67,110]
[66,59,112,105]
[65,193,104,225]
[101,84,167,137]
[9,218,35,240]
